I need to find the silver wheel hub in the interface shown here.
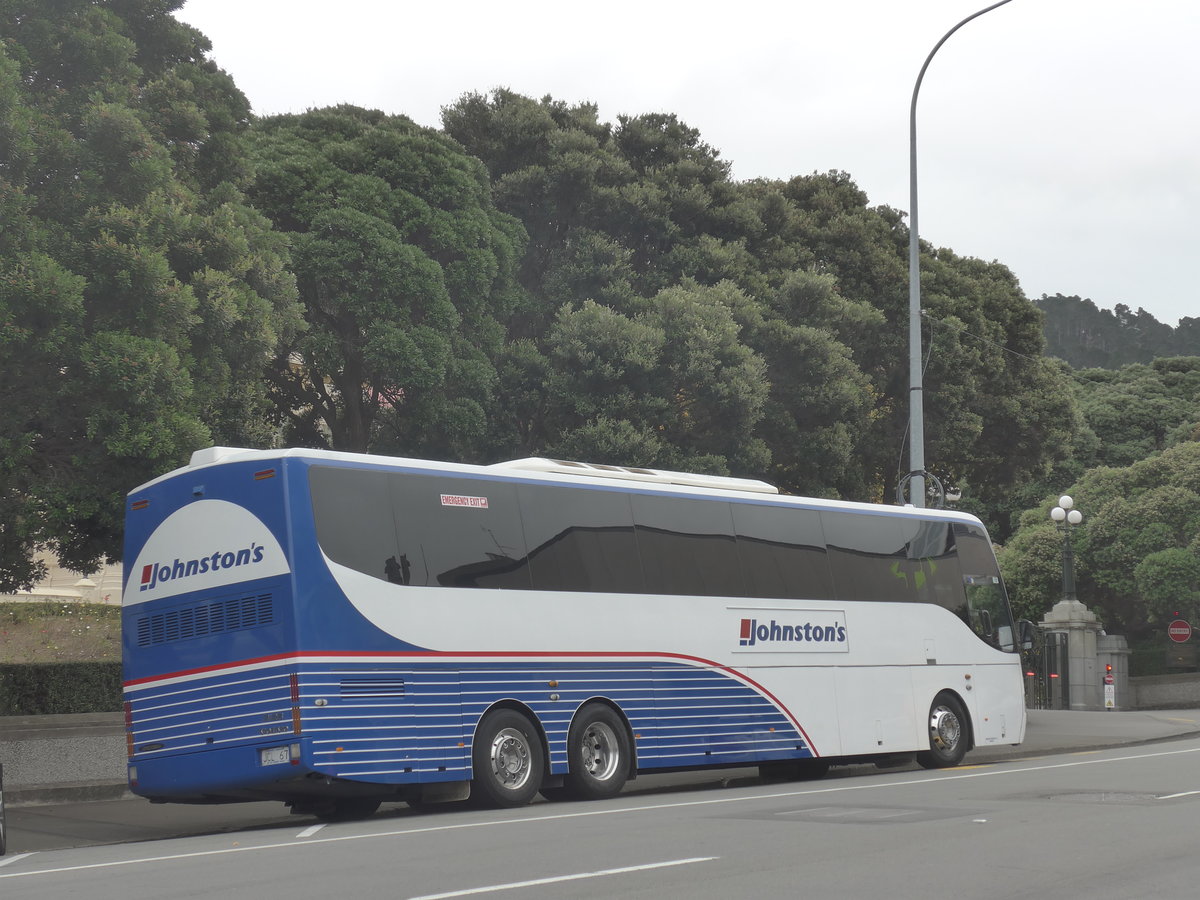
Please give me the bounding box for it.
[929,705,961,752]
[581,722,620,782]
[489,727,532,790]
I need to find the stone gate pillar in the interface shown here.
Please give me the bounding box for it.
[1040,598,1103,710]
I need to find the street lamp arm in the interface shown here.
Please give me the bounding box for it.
[909,0,1016,127]
[906,0,1015,508]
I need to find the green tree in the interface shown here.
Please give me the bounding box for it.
[1134,548,1200,626]
[448,91,1076,519]
[246,105,526,458]
[498,284,770,475]
[733,270,881,497]
[1073,357,1200,469]
[918,253,1078,535]
[1038,294,1187,367]
[443,91,760,319]
[1002,443,1200,637]
[0,0,301,589]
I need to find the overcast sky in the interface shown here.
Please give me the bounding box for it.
[178,0,1199,326]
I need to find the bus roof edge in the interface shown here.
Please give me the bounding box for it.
[489,457,779,494]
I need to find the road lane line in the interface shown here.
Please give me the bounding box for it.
[1157,789,1200,800]
[405,857,717,899]
[0,853,36,869]
[296,824,326,838]
[5,743,1200,881]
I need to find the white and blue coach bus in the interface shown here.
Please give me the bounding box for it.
[122,447,1028,819]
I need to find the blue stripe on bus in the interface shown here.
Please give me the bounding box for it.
[124,657,813,794]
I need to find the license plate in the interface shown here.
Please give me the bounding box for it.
[260,746,291,766]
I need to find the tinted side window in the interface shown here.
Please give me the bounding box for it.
[517,484,643,593]
[391,475,531,589]
[953,522,1001,577]
[310,466,399,579]
[903,520,964,612]
[732,502,834,600]
[822,510,913,603]
[632,494,743,597]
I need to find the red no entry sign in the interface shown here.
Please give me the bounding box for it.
[1168,619,1193,643]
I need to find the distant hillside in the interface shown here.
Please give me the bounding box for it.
[1037,294,1200,368]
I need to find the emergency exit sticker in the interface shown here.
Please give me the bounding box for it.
[440,494,489,508]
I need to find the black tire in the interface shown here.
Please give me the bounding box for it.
[472,708,544,808]
[562,704,631,800]
[916,693,970,769]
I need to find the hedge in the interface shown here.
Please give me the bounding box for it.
[0,662,123,715]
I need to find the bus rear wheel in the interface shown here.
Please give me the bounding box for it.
[916,693,969,769]
[562,704,631,800]
[472,708,544,808]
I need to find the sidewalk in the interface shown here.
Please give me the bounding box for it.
[970,707,1200,763]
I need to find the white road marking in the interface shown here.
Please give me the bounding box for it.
[4,743,1200,881]
[296,824,326,838]
[0,853,36,869]
[1156,789,1200,800]
[405,857,716,899]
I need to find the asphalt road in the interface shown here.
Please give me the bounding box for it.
[5,733,1200,899]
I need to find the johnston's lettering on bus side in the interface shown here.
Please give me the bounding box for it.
[736,611,849,652]
[140,542,267,592]
[126,499,290,604]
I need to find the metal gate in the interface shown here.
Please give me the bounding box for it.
[1023,628,1069,710]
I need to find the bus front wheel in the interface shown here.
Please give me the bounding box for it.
[916,693,969,769]
[563,704,631,800]
[472,709,544,807]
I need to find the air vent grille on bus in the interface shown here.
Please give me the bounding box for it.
[340,678,406,700]
[135,593,274,647]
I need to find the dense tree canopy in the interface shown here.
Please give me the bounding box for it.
[245,105,526,458]
[1039,294,1200,368]
[444,90,1081,516]
[1072,357,1200,469]
[1001,443,1200,639]
[0,0,301,590]
[5,3,1196,653]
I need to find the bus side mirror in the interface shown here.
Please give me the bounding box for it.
[1018,619,1036,651]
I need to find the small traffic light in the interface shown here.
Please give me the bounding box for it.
[1105,663,1113,674]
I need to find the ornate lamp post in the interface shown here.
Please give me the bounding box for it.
[1050,495,1083,603]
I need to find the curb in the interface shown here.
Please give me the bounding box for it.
[0,712,128,806]
[6,781,132,807]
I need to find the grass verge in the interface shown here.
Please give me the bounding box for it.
[0,601,121,663]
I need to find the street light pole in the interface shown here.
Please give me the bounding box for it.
[907,0,1014,507]
[1050,495,1083,603]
